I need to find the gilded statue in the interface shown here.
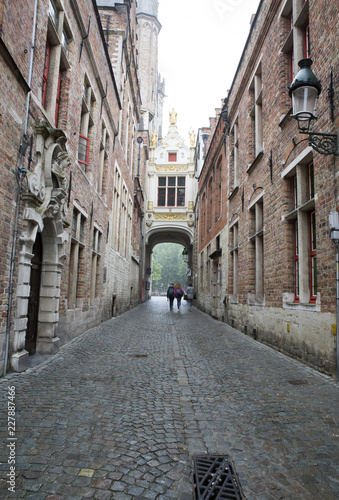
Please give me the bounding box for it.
[150,130,157,148]
[169,108,177,126]
[189,129,196,147]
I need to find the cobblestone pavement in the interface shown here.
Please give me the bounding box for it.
[1,297,339,499]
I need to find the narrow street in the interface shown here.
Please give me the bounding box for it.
[1,297,339,499]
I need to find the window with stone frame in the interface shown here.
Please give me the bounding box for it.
[200,250,204,290]
[229,118,239,192]
[284,157,317,304]
[229,221,239,300]
[249,62,263,162]
[119,185,128,256]
[281,0,310,98]
[157,176,185,207]
[200,192,206,241]
[43,0,72,126]
[215,158,222,221]
[68,206,87,308]
[78,76,95,167]
[111,166,121,250]
[98,121,109,195]
[207,177,213,231]
[91,226,102,302]
[168,152,177,162]
[249,196,264,301]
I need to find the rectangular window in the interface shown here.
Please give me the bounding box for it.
[167,188,175,206]
[249,199,264,300]
[168,153,177,162]
[230,223,239,299]
[91,227,102,301]
[55,69,62,126]
[294,220,300,301]
[78,135,90,164]
[78,77,95,167]
[310,211,317,302]
[249,63,263,160]
[42,41,51,108]
[284,155,317,304]
[68,207,86,308]
[49,0,58,29]
[157,177,186,207]
[158,188,166,206]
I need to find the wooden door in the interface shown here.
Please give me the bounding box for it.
[25,233,43,355]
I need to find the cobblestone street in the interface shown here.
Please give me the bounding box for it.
[1,297,339,499]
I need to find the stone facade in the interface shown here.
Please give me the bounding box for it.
[145,113,196,297]
[196,0,339,376]
[0,0,154,374]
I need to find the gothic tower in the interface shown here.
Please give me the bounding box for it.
[136,0,164,138]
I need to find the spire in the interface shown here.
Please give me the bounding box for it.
[136,0,159,18]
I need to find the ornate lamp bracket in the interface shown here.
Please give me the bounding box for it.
[307,132,338,156]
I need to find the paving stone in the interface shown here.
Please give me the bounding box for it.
[1,298,339,499]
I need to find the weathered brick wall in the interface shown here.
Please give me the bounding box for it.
[0,0,146,372]
[197,0,339,375]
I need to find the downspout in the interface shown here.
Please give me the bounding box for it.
[139,212,144,265]
[4,0,38,376]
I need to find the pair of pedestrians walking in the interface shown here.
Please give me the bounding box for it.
[167,282,195,310]
[167,282,184,310]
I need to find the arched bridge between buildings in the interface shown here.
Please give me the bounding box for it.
[144,223,194,298]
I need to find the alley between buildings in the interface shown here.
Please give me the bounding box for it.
[1,298,339,499]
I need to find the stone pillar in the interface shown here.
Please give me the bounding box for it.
[11,247,32,372]
[35,261,62,355]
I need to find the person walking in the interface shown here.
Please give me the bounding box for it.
[174,282,185,310]
[186,283,195,310]
[167,283,175,311]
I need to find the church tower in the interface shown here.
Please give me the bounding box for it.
[136,0,164,139]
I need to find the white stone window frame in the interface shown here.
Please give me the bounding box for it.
[98,120,109,195]
[112,163,121,250]
[44,1,72,125]
[281,147,320,311]
[229,116,239,191]
[91,224,103,302]
[68,203,88,309]
[248,59,264,161]
[280,0,310,83]
[248,191,265,305]
[229,217,239,303]
[79,75,96,168]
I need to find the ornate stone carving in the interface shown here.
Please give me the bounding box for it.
[154,213,187,221]
[155,165,188,172]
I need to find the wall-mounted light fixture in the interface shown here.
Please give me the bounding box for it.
[289,59,338,155]
[182,248,188,263]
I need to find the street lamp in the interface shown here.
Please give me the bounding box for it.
[182,248,188,263]
[289,59,338,155]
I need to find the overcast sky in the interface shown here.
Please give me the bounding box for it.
[158,0,261,141]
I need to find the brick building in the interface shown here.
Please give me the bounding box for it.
[196,0,339,376]
[0,0,159,374]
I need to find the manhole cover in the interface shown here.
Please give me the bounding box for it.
[193,455,244,499]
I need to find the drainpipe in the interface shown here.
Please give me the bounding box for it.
[4,0,38,376]
[139,212,144,265]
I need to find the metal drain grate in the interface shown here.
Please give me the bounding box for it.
[193,455,244,499]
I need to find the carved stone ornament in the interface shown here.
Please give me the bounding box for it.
[155,165,188,172]
[154,213,187,221]
[25,125,70,221]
